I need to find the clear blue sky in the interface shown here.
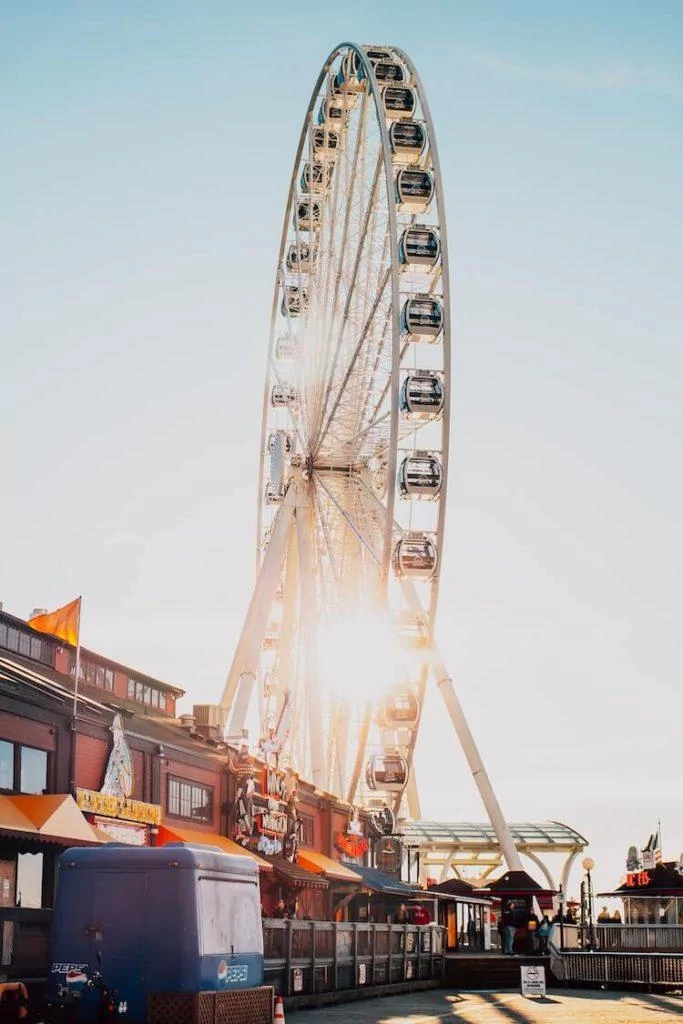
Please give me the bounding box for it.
[2,2,682,895]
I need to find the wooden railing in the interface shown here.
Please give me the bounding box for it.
[0,908,53,980]
[263,920,445,997]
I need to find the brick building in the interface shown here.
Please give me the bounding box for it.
[0,607,368,932]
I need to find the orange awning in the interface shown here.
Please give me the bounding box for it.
[0,794,99,845]
[296,850,363,883]
[157,825,272,871]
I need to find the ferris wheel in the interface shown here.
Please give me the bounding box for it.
[222,43,522,870]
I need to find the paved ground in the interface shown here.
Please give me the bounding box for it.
[286,988,683,1024]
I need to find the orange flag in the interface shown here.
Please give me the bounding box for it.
[28,597,81,647]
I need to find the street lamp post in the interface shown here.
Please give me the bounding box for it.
[582,856,596,951]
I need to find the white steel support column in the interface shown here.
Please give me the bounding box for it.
[274,520,299,729]
[296,485,325,789]
[400,580,522,872]
[223,485,297,734]
[432,661,523,872]
[406,764,422,820]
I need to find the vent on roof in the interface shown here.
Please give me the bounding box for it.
[30,608,48,619]
[179,714,196,731]
[192,704,227,742]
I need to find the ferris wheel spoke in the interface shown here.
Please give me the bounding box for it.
[314,266,391,456]
[310,150,384,453]
[313,472,382,565]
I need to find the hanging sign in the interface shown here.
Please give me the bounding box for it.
[258,810,287,837]
[263,766,287,803]
[336,832,368,858]
[375,836,402,876]
[76,788,161,825]
[521,965,546,998]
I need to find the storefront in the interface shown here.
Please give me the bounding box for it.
[262,855,330,920]
[426,878,493,951]
[478,869,555,953]
[342,862,431,925]
[599,861,683,925]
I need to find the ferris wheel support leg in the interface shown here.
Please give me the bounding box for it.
[222,487,297,732]
[346,700,372,805]
[432,662,522,872]
[296,487,325,789]
[272,520,299,736]
[405,764,422,820]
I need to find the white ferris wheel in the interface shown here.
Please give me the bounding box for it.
[222,42,522,870]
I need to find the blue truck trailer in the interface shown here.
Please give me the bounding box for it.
[46,843,267,1023]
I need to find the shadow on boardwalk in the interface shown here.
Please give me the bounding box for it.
[286,986,683,1024]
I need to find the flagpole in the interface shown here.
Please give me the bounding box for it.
[72,596,82,718]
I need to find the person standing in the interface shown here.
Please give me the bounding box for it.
[538,915,551,954]
[527,910,539,954]
[503,909,516,955]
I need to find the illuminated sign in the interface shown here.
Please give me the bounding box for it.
[336,832,368,859]
[263,767,286,803]
[624,870,651,888]
[76,788,161,825]
[258,810,287,837]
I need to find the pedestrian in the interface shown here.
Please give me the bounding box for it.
[394,903,409,924]
[467,915,477,948]
[597,905,611,924]
[496,913,505,951]
[272,898,288,919]
[538,915,551,954]
[611,908,622,924]
[412,903,431,926]
[527,910,539,954]
[503,909,516,955]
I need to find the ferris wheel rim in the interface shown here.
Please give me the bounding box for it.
[253,42,452,798]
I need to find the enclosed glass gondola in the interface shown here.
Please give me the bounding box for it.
[398,453,443,499]
[401,295,443,340]
[293,199,322,231]
[328,72,359,108]
[365,47,393,63]
[271,384,299,408]
[281,285,308,317]
[378,688,420,730]
[286,241,317,273]
[389,119,426,164]
[393,609,430,650]
[335,49,365,93]
[399,372,445,419]
[318,95,346,126]
[300,161,334,194]
[264,482,284,505]
[381,86,416,120]
[365,753,409,792]
[392,532,439,579]
[398,226,441,269]
[275,334,299,361]
[395,168,434,212]
[267,429,294,456]
[373,60,405,83]
[312,126,340,155]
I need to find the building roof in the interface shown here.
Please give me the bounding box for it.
[598,862,683,897]
[266,855,330,890]
[296,850,363,884]
[0,608,185,696]
[0,794,100,846]
[478,869,554,895]
[400,820,587,849]
[341,862,424,897]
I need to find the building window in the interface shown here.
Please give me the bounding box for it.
[143,686,151,705]
[127,679,135,699]
[0,622,6,646]
[167,777,213,824]
[299,814,315,847]
[158,693,166,711]
[30,637,42,660]
[7,627,19,652]
[19,633,31,657]
[135,682,143,702]
[20,747,48,794]
[0,742,48,794]
[0,740,14,790]
[151,689,159,708]
[104,669,114,691]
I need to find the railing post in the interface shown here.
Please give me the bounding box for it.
[285,920,293,996]
[310,921,316,994]
[352,922,358,988]
[371,924,377,986]
[333,922,338,991]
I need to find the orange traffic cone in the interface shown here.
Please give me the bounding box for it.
[274,994,286,1024]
